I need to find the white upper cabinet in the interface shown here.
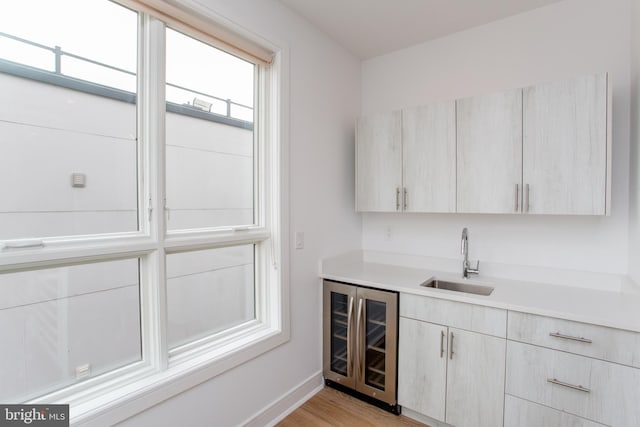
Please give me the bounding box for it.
[456,88,523,214]
[402,101,456,213]
[355,72,611,215]
[356,111,402,212]
[523,73,610,215]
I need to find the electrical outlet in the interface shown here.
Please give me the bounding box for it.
[295,231,304,249]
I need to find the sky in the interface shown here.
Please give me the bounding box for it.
[0,0,254,120]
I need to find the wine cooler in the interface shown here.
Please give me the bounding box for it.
[322,280,399,413]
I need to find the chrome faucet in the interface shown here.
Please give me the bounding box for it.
[461,227,480,278]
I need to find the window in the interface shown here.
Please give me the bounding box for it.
[165,27,255,231]
[0,0,139,239]
[0,0,285,423]
[0,259,141,402]
[166,245,255,350]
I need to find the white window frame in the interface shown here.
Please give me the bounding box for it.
[0,1,289,425]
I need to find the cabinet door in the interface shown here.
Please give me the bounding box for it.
[457,89,522,213]
[356,111,402,212]
[398,317,447,422]
[523,73,609,215]
[355,287,397,405]
[323,281,357,389]
[446,328,506,427]
[402,102,456,212]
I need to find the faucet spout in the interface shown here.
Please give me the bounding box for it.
[461,227,469,256]
[461,227,479,279]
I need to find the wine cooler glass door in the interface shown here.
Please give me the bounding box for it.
[364,299,387,390]
[331,291,349,375]
[323,281,356,388]
[356,288,398,405]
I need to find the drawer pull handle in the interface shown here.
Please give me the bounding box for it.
[547,378,591,393]
[549,332,592,344]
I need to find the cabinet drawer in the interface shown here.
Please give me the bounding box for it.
[505,394,606,427]
[400,293,506,337]
[506,341,640,426]
[508,311,640,367]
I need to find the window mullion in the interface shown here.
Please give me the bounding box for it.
[139,13,169,371]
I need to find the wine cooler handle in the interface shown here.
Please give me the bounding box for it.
[355,297,364,382]
[347,296,354,378]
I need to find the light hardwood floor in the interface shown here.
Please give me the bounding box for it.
[276,387,429,427]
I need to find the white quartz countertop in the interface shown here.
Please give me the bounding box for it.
[320,258,640,333]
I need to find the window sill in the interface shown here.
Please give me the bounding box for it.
[68,325,289,426]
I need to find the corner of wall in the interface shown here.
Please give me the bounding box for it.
[629,0,640,285]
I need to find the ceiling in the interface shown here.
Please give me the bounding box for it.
[277,0,564,59]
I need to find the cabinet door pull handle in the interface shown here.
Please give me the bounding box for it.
[440,330,445,358]
[547,378,591,393]
[449,332,454,360]
[396,187,401,211]
[403,187,408,210]
[515,184,520,212]
[549,332,592,344]
[346,296,354,377]
[525,184,530,213]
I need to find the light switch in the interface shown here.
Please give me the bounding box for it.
[295,231,304,249]
[71,173,86,188]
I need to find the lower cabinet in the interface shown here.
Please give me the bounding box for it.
[397,294,640,426]
[398,317,506,426]
[506,310,640,427]
[506,340,640,426]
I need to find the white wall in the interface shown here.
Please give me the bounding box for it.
[629,0,640,285]
[361,0,632,280]
[115,0,362,426]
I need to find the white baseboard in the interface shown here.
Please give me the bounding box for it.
[242,372,323,427]
[402,407,450,427]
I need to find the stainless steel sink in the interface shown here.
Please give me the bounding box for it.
[420,279,494,296]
